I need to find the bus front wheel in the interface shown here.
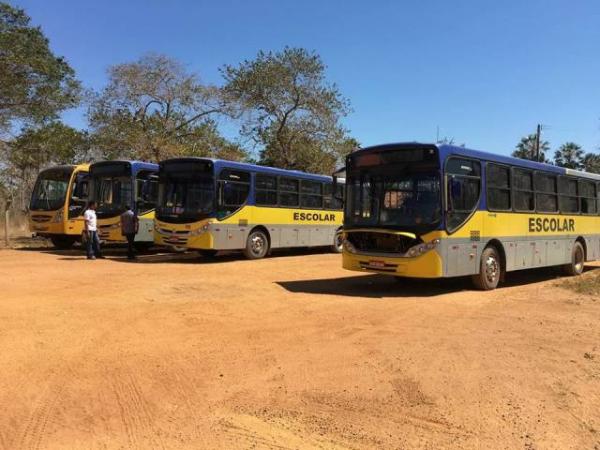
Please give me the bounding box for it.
[331,230,343,253]
[472,246,501,290]
[244,229,269,259]
[563,241,585,276]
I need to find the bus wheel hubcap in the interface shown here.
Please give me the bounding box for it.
[485,256,499,283]
[251,235,264,254]
[575,248,583,272]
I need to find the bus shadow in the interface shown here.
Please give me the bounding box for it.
[276,266,600,299]
[277,275,468,298]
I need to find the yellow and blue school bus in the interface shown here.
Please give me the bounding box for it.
[340,142,600,290]
[29,164,90,248]
[154,158,344,258]
[89,160,159,245]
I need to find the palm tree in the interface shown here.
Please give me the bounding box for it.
[512,134,550,162]
[583,152,600,174]
[554,142,584,169]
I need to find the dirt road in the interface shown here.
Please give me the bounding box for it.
[0,246,598,449]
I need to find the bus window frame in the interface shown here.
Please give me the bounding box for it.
[579,179,597,216]
[534,171,559,214]
[511,167,535,213]
[444,156,482,234]
[557,175,580,215]
[486,162,512,212]
[216,168,251,219]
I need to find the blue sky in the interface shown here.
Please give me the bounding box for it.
[13,0,600,157]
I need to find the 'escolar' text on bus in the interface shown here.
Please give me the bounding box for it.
[293,212,337,222]
[528,217,575,233]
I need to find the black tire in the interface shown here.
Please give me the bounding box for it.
[243,229,269,260]
[563,241,585,276]
[50,236,75,249]
[471,246,502,290]
[331,230,343,253]
[198,249,218,258]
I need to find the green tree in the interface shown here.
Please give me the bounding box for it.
[0,3,80,133]
[553,142,584,169]
[2,122,89,207]
[582,152,600,173]
[88,53,244,162]
[221,47,355,174]
[512,134,550,162]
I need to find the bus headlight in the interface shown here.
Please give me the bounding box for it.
[52,209,63,223]
[190,223,210,236]
[343,238,357,254]
[406,239,440,257]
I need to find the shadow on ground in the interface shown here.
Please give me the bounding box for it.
[276,266,600,299]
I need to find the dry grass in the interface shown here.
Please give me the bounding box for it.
[559,269,600,296]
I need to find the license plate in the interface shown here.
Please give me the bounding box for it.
[368,260,386,269]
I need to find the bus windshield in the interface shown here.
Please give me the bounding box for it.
[30,168,72,211]
[157,161,214,223]
[90,162,134,218]
[346,169,441,232]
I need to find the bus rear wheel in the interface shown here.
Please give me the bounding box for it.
[244,229,269,260]
[472,246,501,290]
[50,236,75,249]
[563,241,585,276]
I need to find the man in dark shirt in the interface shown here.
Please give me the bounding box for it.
[120,205,139,260]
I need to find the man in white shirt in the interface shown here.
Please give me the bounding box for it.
[83,201,103,260]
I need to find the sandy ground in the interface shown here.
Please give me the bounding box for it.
[0,245,599,450]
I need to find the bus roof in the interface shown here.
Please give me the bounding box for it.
[354,142,600,180]
[161,157,334,182]
[90,160,158,173]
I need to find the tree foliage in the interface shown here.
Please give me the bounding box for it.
[582,152,600,174]
[221,47,356,173]
[512,134,550,163]
[88,53,245,162]
[0,2,80,133]
[1,122,89,202]
[553,142,584,169]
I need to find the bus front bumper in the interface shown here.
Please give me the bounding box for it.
[342,249,444,278]
[154,220,214,250]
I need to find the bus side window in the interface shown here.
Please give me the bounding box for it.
[255,174,278,206]
[279,177,299,207]
[300,180,323,209]
[580,180,596,215]
[446,158,481,232]
[217,169,250,218]
[557,177,578,214]
[535,172,558,213]
[486,164,511,211]
[513,168,534,212]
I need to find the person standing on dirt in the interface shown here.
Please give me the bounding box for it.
[120,205,139,260]
[83,201,103,260]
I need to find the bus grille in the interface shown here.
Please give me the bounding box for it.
[31,215,52,223]
[346,231,419,255]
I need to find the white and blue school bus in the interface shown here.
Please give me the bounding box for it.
[89,160,159,245]
[154,158,344,258]
[341,142,600,290]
